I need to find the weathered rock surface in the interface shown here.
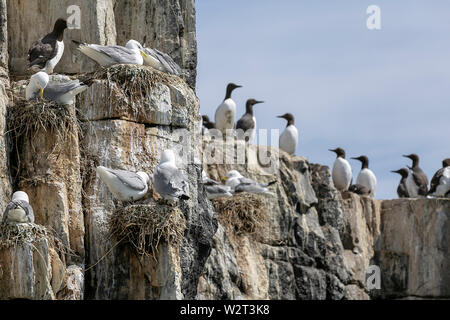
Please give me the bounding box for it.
[374,199,450,299]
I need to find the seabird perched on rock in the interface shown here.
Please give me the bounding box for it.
[348,184,371,196]
[28,18,68,74]
[391,168,410,198]
[153,150,190,202]
[202,115,215,130]
[96,166,150,202]
[134,38,182,75]
[72,39,146,67]
[277,113,299,155]
[236,99,264,142]
[2,191,34,224]
[224,170,276,195]
[428,158,450,197]
[351,155,377,197]
[214,83,242,136]
[26,71,93,105]
[329,148,353,192]
[403,153,429,197]
[202,171,233,199]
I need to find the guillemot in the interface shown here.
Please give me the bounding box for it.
[428,158,450,197]
[391,168,410,198]
[329,148,353,192]
[277,113,298,155]
[28,18,68,74]
[403,154,429,197]
[214,83,242,137]
[351,155,377,197]
[236,99,264,142]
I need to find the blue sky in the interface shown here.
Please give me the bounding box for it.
[196,1,450,200]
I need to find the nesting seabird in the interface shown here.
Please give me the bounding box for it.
[428,158,450,197]
[403,154,429,197]
[348,184,371,196]
[351,155,377,197]
[329,148,353,192]
[28,18,68,74]
[2,191,34,224]
[72,39,146,67]
[236,99,264,142]
[214,83,242,136]
[135,38,182,75]
[391,168,410,198]
[202,171,233,199]
[152,150,190,202]
[96,166,150,202]
[26,71,93,105]
[277,113,299,155]
[224,170,276,195]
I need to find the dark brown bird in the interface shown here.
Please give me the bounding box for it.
[403,154,429,197]
[391,168,409,198]
[236,99,264,142]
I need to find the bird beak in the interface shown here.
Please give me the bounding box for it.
[235,85,242,88]
[390,170,398,174]
[277,115,284,119]
[140,51,148,58]
[329,149,336,153]
[402,154,410,159]
[221,176,227,182]
[40,89,44,98]
[255,100,264,105]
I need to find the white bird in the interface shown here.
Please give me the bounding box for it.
[214,83,242,137]
[236,99,264,143]
[26,71,93,105]
[28,18,67,74]
[96,166,150,202]
[153,150,190,202]
[428,158,450,197]
[202,171,233,200]
[72,39,146,67]
[330,148,353,192]
[403,154,429,197]
[351,155,377,197]
[131,40,182,75]
[2,191,35,224]
[224,170,276,195]
[277,113,299,155]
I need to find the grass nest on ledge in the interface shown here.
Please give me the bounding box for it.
[0,223,67,255]
[109,203,186,259]
[211,193,269,241]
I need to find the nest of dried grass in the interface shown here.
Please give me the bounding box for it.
[0,223,67,255]
[109,203,186,259]
[211,193,269,240]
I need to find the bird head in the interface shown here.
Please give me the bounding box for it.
[160,149,176,165]
[54,18,68,32]
[402,153,419,167]
[137,172,150,184]
[277,113,295,125]
[391,168,409,178]
[30,71,49,97]
[126,39,148,58]
[442,158,450,168]
[12,191,30,203]
[351,155,369,168]
[329,147,346,159]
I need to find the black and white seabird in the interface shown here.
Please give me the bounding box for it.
[351,155,377,197]
[428,158,450,197]
[214,83,242,136]
[2,191,35,224]
[224,170,276,195]
[329,148,353,192]
[153,150,190,202]
[72,39,146,67]
[403,154,429,197]
[236,99,264,142]
[277,113,299,155]
[391,168,410,198]
[348,184,371,196]
[28,18,68,74]
[202,115,215,130]
[96,166,150,202]
[26,71,93,105]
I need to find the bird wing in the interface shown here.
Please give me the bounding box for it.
[104,168,146,191]
[412,168,429,196]
[92,45,139,64]
[398,183,409,198]
[236,114,255,131]
[28,34,58,68]
[44,80,84,100]
[2,200,35,223]
[144,48,182,75]
[206,185,231,195]
[203,178,220,186]
[238,177,257,185]
[235,183,266,194]
[154,165,189,197]
[429,168,444,194]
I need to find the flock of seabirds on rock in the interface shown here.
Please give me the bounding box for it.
[2,19,450,225]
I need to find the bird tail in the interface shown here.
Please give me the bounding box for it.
[266,180,277,187]
[180,194,190,200]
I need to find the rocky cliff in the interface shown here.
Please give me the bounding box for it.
[0,1,448,300]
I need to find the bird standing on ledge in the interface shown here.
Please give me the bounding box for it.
[214,83,242,137]
[351,155,377,197]
[236,99,264,142]
[428,158,450,197]
[277,113,298,155]
[391,168,410,198]
[403,154,429,197]
[330,148,353,192]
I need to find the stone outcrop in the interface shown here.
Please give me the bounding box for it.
[6,0,197,87]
